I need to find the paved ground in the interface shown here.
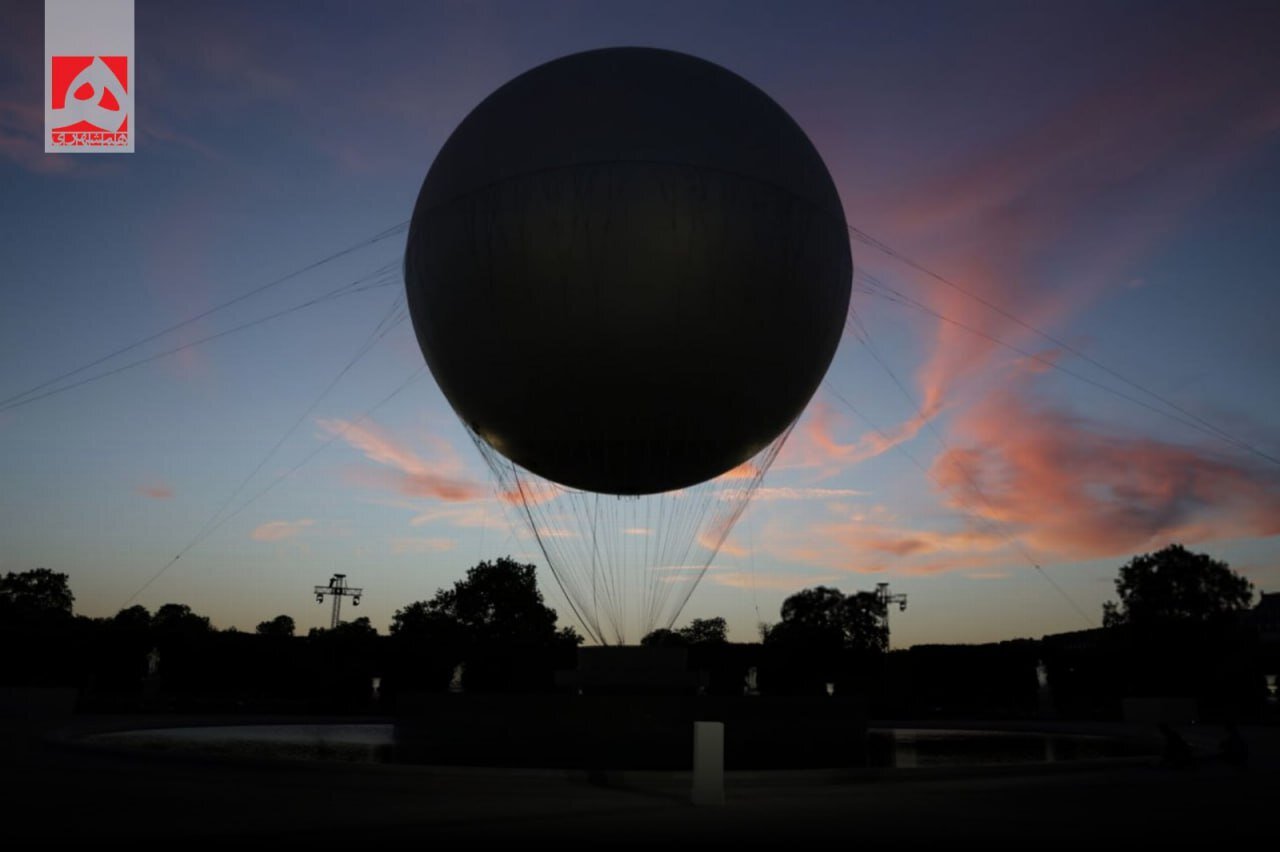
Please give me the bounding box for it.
[3,714,1277,844]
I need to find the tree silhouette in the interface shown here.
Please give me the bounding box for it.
[329,616,377,639]
[639,627,687,647]
[0,567,74,623]
[388,557,580,692]
[390,600,462,639]
[764,586,887,654]
[1101,545,1261,715]
[412,556,571,647]
[1102,544,1254,627]
[640,616,728,646]
[152,603,212,635]
[680,616,728,645]
[113,604,151,632]
[256,614,295,637]
[756,586,887,696]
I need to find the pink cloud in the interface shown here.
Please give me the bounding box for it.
[345,467,485,503]
[321,418,439,474]
[751,380,1280,579]
[787,27,1280,584]
[136,482,174,500]
[894,553,1013,576]
[165,333,215,381]
[534,526,577,539]
[932,390,1280,560]
[762,512,1007,576]
[855,25,1280,431]
[494,476,570,508]
[698,530,749,558]
[716,460,763,481]
[716,486,865,503]
[778,400,935,476]
[390,537,456,554]
[1017,348,1066,375]
[318,417,487,503]
[251,518,315,541]
[410,503,509,530]
[704,569,841,592]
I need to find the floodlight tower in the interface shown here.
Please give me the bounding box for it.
[314,573,363,629]
[875,582,908,648]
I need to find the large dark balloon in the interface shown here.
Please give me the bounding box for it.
[405,47,851,495]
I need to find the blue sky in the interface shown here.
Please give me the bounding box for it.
[2,0,1278,645]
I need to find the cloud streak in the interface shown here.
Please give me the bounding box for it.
[704,568,841,592]
[318,417,487,503]
[778,401,933,476]
[851,17,1280,451]
[137,482,174,500]
[932,390,1280,559]
[390,536,456,554]
[760,508,1008,576]
[718,486,866,503]
[251,519,315,541]
[758,381,1280,578]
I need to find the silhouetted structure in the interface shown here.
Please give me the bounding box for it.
[876,582,908,647]
[314,573,362,630]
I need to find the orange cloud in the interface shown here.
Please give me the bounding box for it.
[137,482,174,500]
[494,476,566,508]
[778,400,934,476]
[320,418,440,475]
[751,372,1280,579]
[695,504,760,558]
[390,536,455,554]
[857,23,1280,428]
[1017,348,1066,375]
[410,503,509,529]
[717,486,865,503]
[251,519,315,541]
[763,512,1007,576]
[932,390,1280,559]
[698,529,749,558]
[894,553,1013,576]
[318,417,486,503]
[716,460,762,481]
[534,526,577,539]
[704,569,841,592]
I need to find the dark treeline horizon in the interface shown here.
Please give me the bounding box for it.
[1,546,1276,722]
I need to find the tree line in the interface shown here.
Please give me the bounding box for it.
[1,545,1272,718]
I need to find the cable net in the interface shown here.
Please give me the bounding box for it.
[469,425,792,645]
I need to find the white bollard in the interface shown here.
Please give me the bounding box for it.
[691,721,725,806]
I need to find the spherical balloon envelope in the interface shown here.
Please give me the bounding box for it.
[404,47,851,496]
[405,48,851,643]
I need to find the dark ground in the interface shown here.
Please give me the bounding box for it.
[3,714,1277,844]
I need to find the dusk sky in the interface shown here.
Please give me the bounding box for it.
[2,0,1278,647]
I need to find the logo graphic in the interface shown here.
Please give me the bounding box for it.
[49,56,130,148]
[45,0,135,154]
